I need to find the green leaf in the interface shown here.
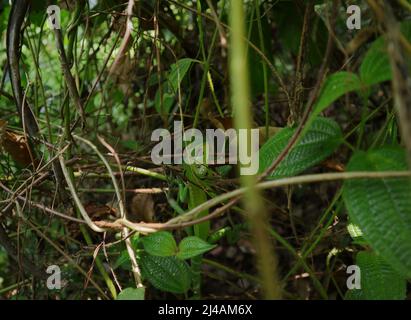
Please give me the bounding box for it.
[359,21,411,87]
[153,58,195,115]
[142,231,177,257]
[114,250,131,270]
[345,288,365,300]
[154,91,175,115]
[176,236,216,260]
[356,252,406,300]
[259,117,343,179]
[140,254,191,294]
[116,287,145,300]
[360,38,391,87]
[343,146,411,278]
[168,58,195,93]
[312,72,362,118]
[113,234,140,270]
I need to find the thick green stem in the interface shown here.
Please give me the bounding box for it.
[229,0,282,299]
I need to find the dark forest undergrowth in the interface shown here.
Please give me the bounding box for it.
[1,0,411,300]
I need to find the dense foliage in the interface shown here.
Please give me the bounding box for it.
[0,0,411,300]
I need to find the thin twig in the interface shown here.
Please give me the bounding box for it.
[165,170,411,226]
[96,171,411,233]
[108,0,135,76]
[291,1,314,123]
[259,0,338,181]
[97,136,143,288]
[24,219,109,299]
[0,221,46,280]
[52,26,85,126]
[59,154,106,232]
[0,181,86,224]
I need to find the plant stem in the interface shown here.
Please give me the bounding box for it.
[229,0,282,299]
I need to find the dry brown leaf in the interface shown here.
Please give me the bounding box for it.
[0,120,34,167]
[129,193,155,222]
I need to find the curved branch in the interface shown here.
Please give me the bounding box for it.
[6,0,39,137]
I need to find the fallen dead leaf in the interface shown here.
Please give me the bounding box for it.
[129,193,155,222]
[0,120,35,167]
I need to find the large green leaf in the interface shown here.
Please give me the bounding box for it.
[140,254,191,294]
[141,231,177,257]
[259,117,343,179]
[176,236,216,260]
[343,146,411,278]
[345,288,365,300]
[116,287,145,300]
[359,38,391,87]
[311,72,362,118]
[307,22,411,130]
[346,251,406,300]
[359,21,411,87]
